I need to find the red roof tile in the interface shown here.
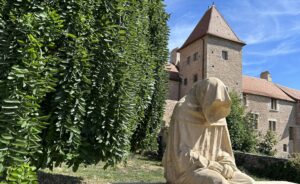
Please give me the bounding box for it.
[165,63,178,73]
[242,76,295,102]
[180,5,245,50]
[165,63,180,81]
[277,85,300,101]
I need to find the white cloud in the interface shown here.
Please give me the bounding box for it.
[246,41,300,56]
[242,60,268,67]
[224,0,300,45]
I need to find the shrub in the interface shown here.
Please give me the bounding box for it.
[257,130,278,156]
[226,92,258,152]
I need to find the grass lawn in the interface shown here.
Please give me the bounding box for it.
[39,154,165,184]
[39,154,267,184]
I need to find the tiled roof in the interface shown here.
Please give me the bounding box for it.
[165,63,180,81]
[242,76,295,102]
[180,5,245,50]
[165,63,178,73]
[277,85,300,101]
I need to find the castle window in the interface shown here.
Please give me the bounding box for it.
[269,120,276,131]
[243,94,248,106]
[187,56,191,65]
[289,127,295,140]
[193,52,198,61]
[184,78,188,85]
[222,50,228,60]
[251,113,258,129]
[271,98,277,110]
[283,144,287,152]
[193,74,198,83]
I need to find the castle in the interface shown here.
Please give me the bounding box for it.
[165,5,300,157]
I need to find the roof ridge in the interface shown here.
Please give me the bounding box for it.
[206,6,213,35]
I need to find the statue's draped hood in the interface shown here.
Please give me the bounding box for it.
[177,77,231,125]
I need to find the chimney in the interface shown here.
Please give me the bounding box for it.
[170,48,180,66]
[260,71,272,82]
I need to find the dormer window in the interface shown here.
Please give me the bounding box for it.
[222,50,228,60]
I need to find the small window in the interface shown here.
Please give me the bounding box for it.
[251,113,258,129]
[243,94,248,106]
[271,98,277,110]
[222,51,228,60]
[193,52,198,61]
[269,121,276,131]
[283,144,287,152]
[290,127,295,140]
[187,56,191,65]
[193,74,198,83]
[184,78,188,85]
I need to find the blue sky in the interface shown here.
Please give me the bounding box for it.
[164,0,300,90]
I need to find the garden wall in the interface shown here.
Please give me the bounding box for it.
[234,151,300,183]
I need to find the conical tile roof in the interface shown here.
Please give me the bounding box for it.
[180,5,245,50]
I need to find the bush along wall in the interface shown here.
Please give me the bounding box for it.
[235,152,300,183]
[0,0,168,182]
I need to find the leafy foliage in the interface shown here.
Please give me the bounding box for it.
[5,163,37,184]
[257,130,278,156]
[130,0,169,152]
[0,0,169,181]
[226,92,258,152]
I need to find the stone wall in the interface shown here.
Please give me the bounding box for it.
[205,35,243,94]
[167,80,179,101]
[245,94,299,157]
[178,39,204,97]
[178,35,244,98]
[234,151,300,183]
[297,102,300,125]
[163,100,177,127]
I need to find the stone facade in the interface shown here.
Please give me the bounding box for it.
[167,80,179,101]
[297,102,300,125]
[178,35,243,97]
[205,35,243,93]
[178,39,205,97]
[244,94,299,157]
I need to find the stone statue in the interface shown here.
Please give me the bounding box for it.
[163,77,255,184]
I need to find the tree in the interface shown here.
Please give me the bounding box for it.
[226,92,258,152]
[0,0,169,182]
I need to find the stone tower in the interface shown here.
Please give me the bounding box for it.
[176,5,245,97]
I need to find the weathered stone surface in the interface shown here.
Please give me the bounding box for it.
[244,94,297,157]
[163,78,254,184]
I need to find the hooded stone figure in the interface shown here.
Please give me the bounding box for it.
[163,77,254,184]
